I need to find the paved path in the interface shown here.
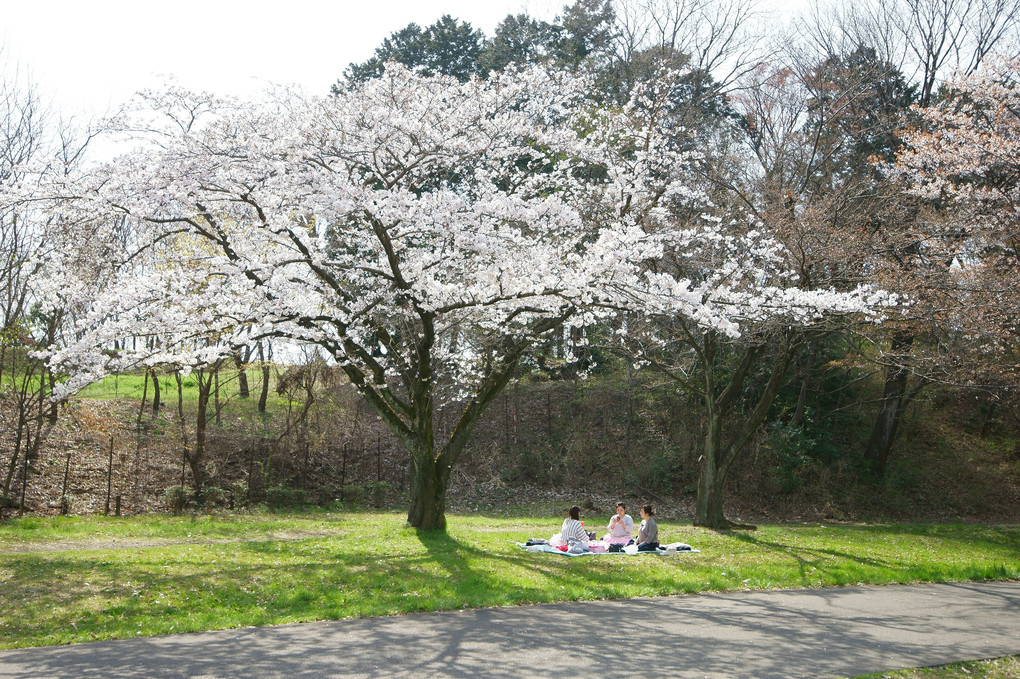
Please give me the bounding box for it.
[1,581,1019,678]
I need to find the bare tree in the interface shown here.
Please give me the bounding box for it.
[0,47,47,511]
[0,44,99,512]
[613,0,773,92]
[801,0,1020,106]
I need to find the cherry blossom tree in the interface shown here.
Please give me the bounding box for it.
[617,212,897,528]
[894,55,1020,403]
[22,65,711,529]
[17,59,897,529]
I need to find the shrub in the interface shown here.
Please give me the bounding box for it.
[59,494,74,516]
[369,480,389,508]
[227,481,250,509]
[338,484,366,506]
[265,484,309,509]
[625,445,691,494]
[765,413,839,494]
[201,486,228,510]
[162,486,191,514]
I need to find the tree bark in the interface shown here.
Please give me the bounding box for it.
[792,339,818,427]
[695,397,727,528]
[191,369,210,495]
[864,331,914,475]
[257,341,270,413]
[693,331,793,529]
[235,349,250,399]
[406,444,450,530]
[151,372,161,414]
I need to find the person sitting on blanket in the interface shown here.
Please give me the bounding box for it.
[636,504,660,552]
[557,505,590,548]
[603,502,634,544]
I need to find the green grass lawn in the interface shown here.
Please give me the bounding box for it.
[1,512,1018,649]
[848,655,1020,678]
[77,370,285,405]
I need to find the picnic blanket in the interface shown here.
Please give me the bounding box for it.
[516,542,699,557]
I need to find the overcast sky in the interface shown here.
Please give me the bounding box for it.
[2,0,563,118]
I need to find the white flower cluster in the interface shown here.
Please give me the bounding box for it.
[8,63,894,406]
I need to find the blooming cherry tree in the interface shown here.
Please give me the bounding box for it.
[896,55,1020,250]
[617,212,896,528]
[19,62,896,529]
[894,56,1020,392]
[24,65,708,529]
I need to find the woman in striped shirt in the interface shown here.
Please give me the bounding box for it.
[560,505,590,546]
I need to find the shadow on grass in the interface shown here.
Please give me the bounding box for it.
[728,524,1020,584]
[728,531,898,577]
[5,522,1018,650]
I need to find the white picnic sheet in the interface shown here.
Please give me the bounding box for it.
[516,542,699,557]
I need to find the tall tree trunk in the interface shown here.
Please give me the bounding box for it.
[3,361,38,506]
[151,372,161,414]
[174,371,190,489]
[235,349,250,399]
[693,332,793,529]
[694,400,727,527]
[792,339,818,427]
[191,370,210,495]
[257,341,270,412]
[864,331,914,475]
[137,370,149,425]
[46,367,58,423]
[407,444,450,531]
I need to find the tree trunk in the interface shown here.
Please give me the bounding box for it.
[406,444,450,530]
[864,331,914,475]
[137,370,149,425]
[692,332,793,530]
[694,403,727,528]
[151,372,161,414]
[235,349,250,399]
[191,370,210,495]
[46,367,58,423]
[257,341,270,412]
[174,371,191,490]
[792,339,818,427]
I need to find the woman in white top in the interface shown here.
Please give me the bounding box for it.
[604,502,634,543]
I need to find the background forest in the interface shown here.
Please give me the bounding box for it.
[2,0,1020,528]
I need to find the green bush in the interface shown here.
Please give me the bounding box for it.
[162,486,190,514]
[227,482,250,509]
[265,485,309,509]
[765,413,839,494]
[201,486,228,510]
[338,484,366,506]
[59,494,74,516]
[625,445,691,494]
[369,481,389,508]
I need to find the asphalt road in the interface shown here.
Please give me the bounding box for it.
[1,581,1018,678]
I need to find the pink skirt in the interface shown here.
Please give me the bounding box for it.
[602,534,632,544]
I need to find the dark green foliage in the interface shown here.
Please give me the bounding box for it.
[335,1,617,92]
[338,484,366,506]
[765,413,840,493]
[552,0,616,70]
[201,486,229,510]
[479,14,562,73]
[339,15,484,86]
[265,485,310,509]
[804,46,917,184]
[624,444,696,495]
[227,482,250,510]
[162,486,190,514]
[369,480,389,508]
